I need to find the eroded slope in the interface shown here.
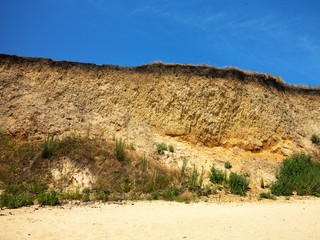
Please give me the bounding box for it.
[1,54,319,189]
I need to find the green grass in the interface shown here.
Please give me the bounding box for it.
[180,158,188,178]
[0,193,34,209]
[115,138,126,161]
[260,178,265,189]
[162,185,180,201]
[156,143,167,154]
[37,190,59,206]
[209,165,225,184]
[95,188,110,201]
[224,161,232,169]
[129,143,136,151]
[168,145,174,153]
[228,172,249,196]
[259,192,276,200]
[41,134,58,159]
[271,153,320,196]
[310,134,320,143]
[61,189,82,200]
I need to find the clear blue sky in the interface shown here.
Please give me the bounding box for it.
[1,0,319,87]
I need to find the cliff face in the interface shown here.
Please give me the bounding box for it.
[1,54,319,187]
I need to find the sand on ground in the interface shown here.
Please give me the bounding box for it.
[1,199,320,240]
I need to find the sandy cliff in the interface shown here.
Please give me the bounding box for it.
[1,54,319,188]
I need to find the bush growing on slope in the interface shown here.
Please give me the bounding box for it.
[271,153,320,196]
[310,134,320,143]
[228,172,249,196]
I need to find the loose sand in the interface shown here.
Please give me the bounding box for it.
[1,199,320,240]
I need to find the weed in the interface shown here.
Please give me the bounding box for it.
[96,188,110,201]
[199,167,204,187]
[82,188,90,202]
[188,164,199,189]
[41,134,58,159]
[259,192,276,200]
[209,165,225,184]
[180,158,188,178]
[271,152,320,196]
[202,185,212,196]
[152,191,158,200]
[37,190,59,206]
[228,172,249,196]
[129,143,136,151]
[61,189,82,200]
[141,156,147,171]
[115,138,126,161]
[99,131,105,141]
[224,161,232,169]
[310,134,320,143]
[168,144,174,153]
[0,193,34,208]
[260,178,265,189]
[156,143,167,154]
[162,185,179,201]
[124,178,132,193]
[29,182,48,194]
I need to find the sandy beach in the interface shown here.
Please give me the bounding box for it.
[1,199,320,240]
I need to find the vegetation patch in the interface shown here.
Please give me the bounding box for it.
[115,138,126,161]
[271,153,320,196]
[310,134,320,143]
[0,193,33,208]
[209,165,226,184]
[259,192,276,200]
[156,143,167,154]
[224,161,232,169]
[37,190,59,206]
[228,172,249,196]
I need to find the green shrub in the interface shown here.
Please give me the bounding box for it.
[224,161,232,169]
[187,165,199,189]
[209,165,225,184]
[228,172,249,196]
[152,191,158,200]
[82,188,90,202]
[129,143,136,150]
[260,178,265,189]
[61,189,82,200]
[259,192,276,200]
[96,188,110,201]
[168,145,174,153]
[270,178,293,196]
[180,158,188,178]
[156,143,167,154]
[115,138,126,161]
[202,185,212,196]
[4,184,27,195]
[310,134,320,143]
[271,153,320,196]
[141,156,147,171]
[124,179,132,193]
[162,186,179,201]
[41,134,58,159]
[0,193,33,209]
[29,182,48,195]
[37,190,59,206]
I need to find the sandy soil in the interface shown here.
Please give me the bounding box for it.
[1,199,320,240]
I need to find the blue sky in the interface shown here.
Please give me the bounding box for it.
[1,0,319,87]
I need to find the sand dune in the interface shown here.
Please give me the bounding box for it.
[1,199,320,240]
